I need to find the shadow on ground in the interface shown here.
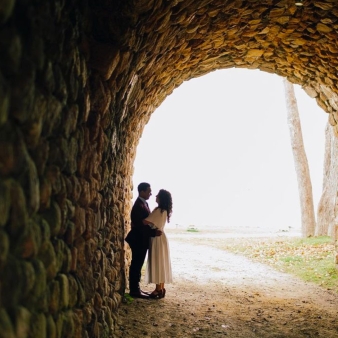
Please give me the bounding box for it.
[114,232,338,338]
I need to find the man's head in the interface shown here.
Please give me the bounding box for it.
[138,182,152,200]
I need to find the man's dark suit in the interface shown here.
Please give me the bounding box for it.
[125,197,157,293]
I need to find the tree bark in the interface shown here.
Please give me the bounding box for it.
[283,79,316,237]
[316,122,338,237]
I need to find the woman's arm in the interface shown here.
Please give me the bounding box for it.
[142,219,156,228]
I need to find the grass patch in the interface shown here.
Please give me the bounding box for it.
[177,234,338,293]
[123,293,134,304]
[229,236,338,292]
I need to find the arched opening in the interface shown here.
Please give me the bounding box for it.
[133,68,327,234]
[121,69,338,337]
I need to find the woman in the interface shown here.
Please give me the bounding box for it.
[143,189,173,299]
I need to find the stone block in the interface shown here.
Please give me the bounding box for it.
[18,154,40,215]
[8,183,28,239]
[45,166,61,194]
[59,311,75,338]
[20,260,36,299]
[78,87,91,123]
[74,236,86,270]
[61,244,72,274]
[40,177,52,211]
[53,65,68,104]
[70,246,77,272]
[63,104,79,138]
[68,275,79,308]
[38,217,51,247]
[46,315,56,338]
[89,42,120,81]
[69,175,82,202]
[0,179,11,226]
[2,257,26,307]
[28,259,47,311]
[82,266,95,301]
[42,200,61,237]
[83,208,95,240]
[38,240,57,281]
[14,219,40,259]
[53,239,65,274]
[78,178,91,207]
[48,137,67,171]
[57,274,70,309]
[76,275,86,307]
[42,61,55,94]
[22,116,43,151]
[31,140,49,177]
[64,137,78,175]
[55,311,63,338]
[0,308,15,338]
[42,95,63,138]
[57,198,68,237]
[14,306,31,338]
[48,280,60,315]
[104,306,114,334]
[72,309,85,338]
[74,206,86,239]
[65,221,75,246]
[29,312,46,338]
[0,124,27,177]
[84,238,96,266]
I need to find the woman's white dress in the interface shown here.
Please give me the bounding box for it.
[145,208,173,284]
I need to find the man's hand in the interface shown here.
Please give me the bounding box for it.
[155,229,162,236]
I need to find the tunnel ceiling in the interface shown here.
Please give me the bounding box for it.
[88,0,338,135]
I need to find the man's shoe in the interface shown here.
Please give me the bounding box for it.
[129,290,150,299]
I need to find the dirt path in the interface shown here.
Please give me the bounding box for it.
[114,234,338,338]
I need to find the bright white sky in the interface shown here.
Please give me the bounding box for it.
[132,68,328,233]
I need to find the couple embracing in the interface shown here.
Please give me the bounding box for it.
[125,182,173,299]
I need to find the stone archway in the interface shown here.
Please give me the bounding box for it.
[1,0,338,337]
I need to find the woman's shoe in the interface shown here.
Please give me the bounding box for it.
[162,288,166,298]
[149,290,162,299]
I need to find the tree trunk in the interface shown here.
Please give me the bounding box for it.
[283,78,316,237]
[316,122,338,237]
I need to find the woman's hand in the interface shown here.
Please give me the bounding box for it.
[155,229,162,236]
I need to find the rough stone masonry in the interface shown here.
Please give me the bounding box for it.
[1,0,338,337]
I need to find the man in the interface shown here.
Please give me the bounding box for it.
[125,182,162,298]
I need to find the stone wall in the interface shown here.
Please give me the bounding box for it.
[0,1,134,337]
[1,0,338,337]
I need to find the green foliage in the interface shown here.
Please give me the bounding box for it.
[123,293,134,304]
[294,236,333,246]
[176,234,338,293]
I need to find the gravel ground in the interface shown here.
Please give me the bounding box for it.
[114,231,338,338]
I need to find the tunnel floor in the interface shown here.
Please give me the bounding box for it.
[114,232,338,337]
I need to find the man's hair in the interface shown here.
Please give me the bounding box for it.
[138,182,150,192]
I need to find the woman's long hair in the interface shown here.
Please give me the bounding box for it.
[157,189,173,222]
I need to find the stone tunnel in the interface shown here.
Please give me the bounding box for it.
[1,0,338,337]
